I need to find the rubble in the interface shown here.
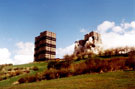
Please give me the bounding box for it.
[74,31,102,54]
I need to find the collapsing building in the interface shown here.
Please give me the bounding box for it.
[34,31,56,61]
[74,31,102,54]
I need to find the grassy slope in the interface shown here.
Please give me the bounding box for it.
[0,59,135,89]
[0,70,135,89]
[0,62,47,87]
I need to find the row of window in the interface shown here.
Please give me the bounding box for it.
[34,43,56,50]
[35,36,56,44]
[34,50,56,57]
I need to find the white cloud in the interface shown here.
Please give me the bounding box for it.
[96,20,135,49]
[0,48,13,64]
[131,21,135,29]
[0,42,34,65]
[15,42,34,55]
[56,44,75,58]
[13,42,34,65]
[121,22,131,30]
[112,26,123,33]
[120,21,135,30]
[97,21,115,33]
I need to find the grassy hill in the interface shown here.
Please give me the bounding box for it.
[0,70,135,89]
[0,60,135,89]
[0,62,47,86]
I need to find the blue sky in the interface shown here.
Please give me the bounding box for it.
[0,0,135,64]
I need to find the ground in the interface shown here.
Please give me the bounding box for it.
[0,63,135,89]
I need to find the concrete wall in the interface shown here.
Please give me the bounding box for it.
[34,31,56,61]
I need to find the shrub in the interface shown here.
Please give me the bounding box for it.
[72,55,78,60]
[0,77,3,81]
[8,68,12,71]
[75,53,86,61]
[73,62,88,75]
[47,61,57,69]
[63,54,72,61]
[101,60,111,72]
[24,70,30,73]
[35,73,43,81]
[18,55,134,84]
[58,68,72,78]
[27,75,37,82]
[126,56,135,70]
[43,69,59,80]
[14,67,19,70]
[18,75,38,84]
[108,58,127,71]
[15,70,23,75]
[85,58,100,73]
[84,54,89,59]
[18,77,27,84]
[47,60,72,70]
[32,66,39,71]
[56,61,71,69]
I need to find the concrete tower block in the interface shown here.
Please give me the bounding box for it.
[34,30,56,62]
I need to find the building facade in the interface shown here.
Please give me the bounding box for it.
[34,31,56,61]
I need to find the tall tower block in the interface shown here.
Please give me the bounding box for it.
[34,31,56,61]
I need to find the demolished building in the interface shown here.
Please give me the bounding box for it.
[74,31,102,54]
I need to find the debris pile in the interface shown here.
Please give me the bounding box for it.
[74,31,102,54]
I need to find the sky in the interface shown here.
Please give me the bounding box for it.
[0,0,135,64]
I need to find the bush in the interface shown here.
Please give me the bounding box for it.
[24,70,30,73]
[18,77,27,84]
[126,56,135,70]
[0,77,3,81]
[8,68,12,71]
[100,60,111,72]
[58,68,72,78]
[18,75,38,84]
[47,60,72,70]
[47,61,57,69]
[18,55,134,84]
[63,54,72,61]
[43,69,59,80]
[27,75,37,82]
[32,66,39,71]
[73,62,88,75]
[108,58,127,71]
[56,61,71,69]
[35,73,43,81]
[15,70,23,75]
[85,58,100,72]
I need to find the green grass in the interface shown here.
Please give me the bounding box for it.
[0,70,135,89]
[0,62,48,87]
[0,59,135,89]
[7,62,47,72]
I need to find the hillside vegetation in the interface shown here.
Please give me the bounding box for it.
[0,70,135,89]
[0,62,47,86]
